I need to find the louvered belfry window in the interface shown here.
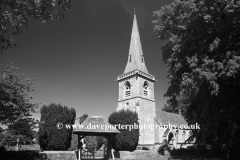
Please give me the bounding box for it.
[143,81,149,97]
[125,81,131,97]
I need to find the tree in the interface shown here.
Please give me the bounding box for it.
[84,136,97,153]
[162,104,173,113]
[8,118,35,144]
[153,0,240,157]
[0,64,37,130]
[162,91,189,116]
[0,0,71,53]
[38,103,76,150]
[108,109,139,151]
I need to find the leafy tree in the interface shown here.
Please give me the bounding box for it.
[108,109,139,151]
[84,136,108,152]
[84,136,97,153]
[162,92,189,116]
[0,0,71,53]
[8,118,35,144]
[38,103,76,150]
[0,131,16,147]
[0,64,38,130]
[153,0,240,157]
[162,104,173,113]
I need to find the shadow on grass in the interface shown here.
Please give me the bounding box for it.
[168,148,233,160]
[0,151,48,160]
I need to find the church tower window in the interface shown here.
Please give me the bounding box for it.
[124,81,131,98]
[129,55,131,63]
[143,81,149,97]
[142,55,144,63]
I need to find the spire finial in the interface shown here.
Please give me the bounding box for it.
[134,7,136,14]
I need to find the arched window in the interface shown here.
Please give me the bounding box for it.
[124,81,131,98]
[143,81,149,97]
[168,132,174,144]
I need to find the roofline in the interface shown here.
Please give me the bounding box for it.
[116,69,157,82]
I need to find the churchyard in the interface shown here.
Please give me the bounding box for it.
[1,0,240,160]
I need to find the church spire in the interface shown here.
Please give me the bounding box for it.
[123,11,149,74]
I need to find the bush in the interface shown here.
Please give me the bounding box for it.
[108,109,139,151]
[84,136,97,153]
[0,151,48,160]
[68,134,78,151]
[8,118,34,144]
[0,132,16,147]
[83,136,108,152]
[38,103,76,150]
[0,144,6,151]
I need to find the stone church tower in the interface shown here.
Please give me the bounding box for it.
[116,12,156,146]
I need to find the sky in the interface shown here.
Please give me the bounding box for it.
[0,0,173,123]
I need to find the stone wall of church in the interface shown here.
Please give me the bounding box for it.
[117,98,139,112]
[137,98,155,145]
[154,120,160,144]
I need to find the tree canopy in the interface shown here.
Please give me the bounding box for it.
[0,0,71,53]
[108,109,139,151]
[0,64,38,127]
[153,0,240,157]
[39,103,76,150]
[8,118,35,143]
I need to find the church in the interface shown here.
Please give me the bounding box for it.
[116,12,191,149]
